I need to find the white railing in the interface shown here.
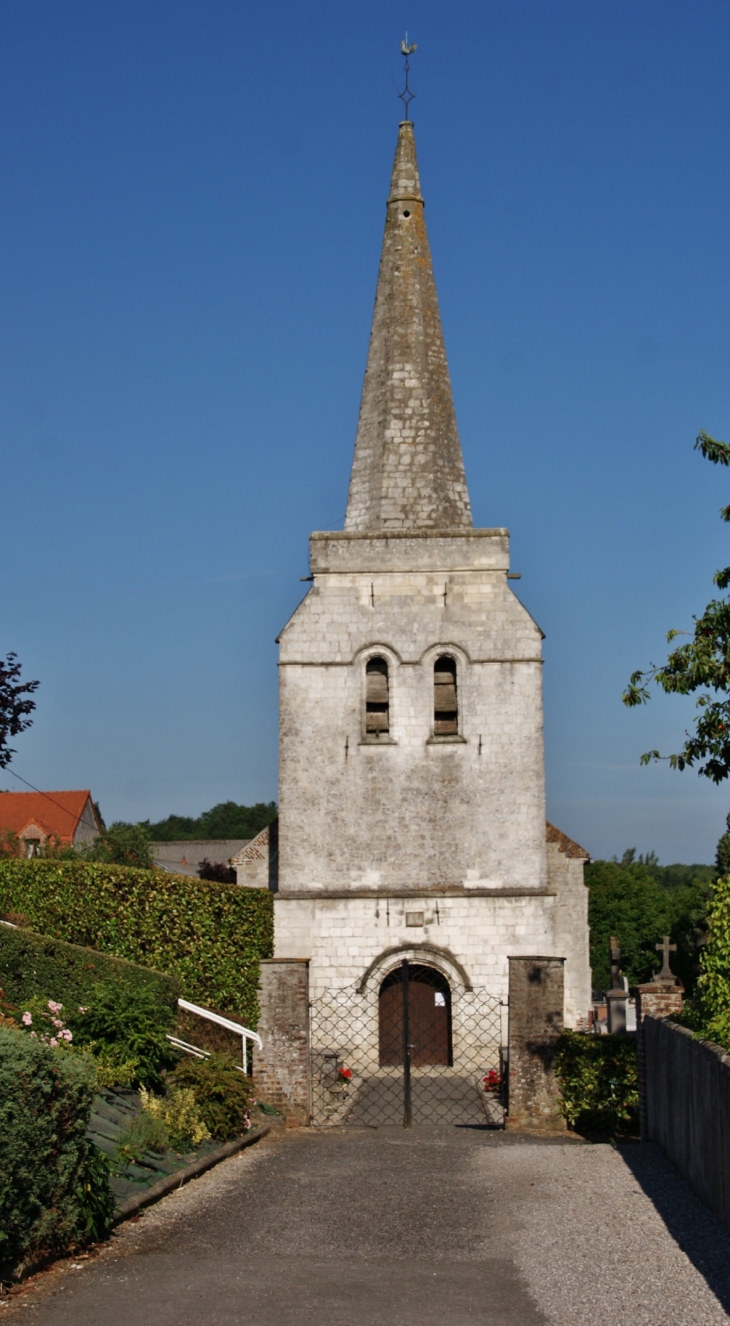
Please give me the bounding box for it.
[168,998,262,1074]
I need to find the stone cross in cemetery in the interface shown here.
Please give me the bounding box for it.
[655,935,678,986]
[606,936,628,1034]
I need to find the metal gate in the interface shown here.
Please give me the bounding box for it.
[310,959,506,1127]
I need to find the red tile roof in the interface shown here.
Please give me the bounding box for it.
[546,821,590,860]
[0,790,99,844]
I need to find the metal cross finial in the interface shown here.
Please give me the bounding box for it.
[655,935,678,986]
[399,33,417,120]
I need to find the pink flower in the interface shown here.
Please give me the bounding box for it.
[49,1038,58,1048]
[29,1031,37,1040]
[21,1012,32,1026]
[77,1006,88,1015]
[47,1001,63,1013]
[60,1029,73,1042]
[51,1018,63,1029]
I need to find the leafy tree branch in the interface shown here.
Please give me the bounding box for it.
[0,653,39,770]
[622,432,730,783]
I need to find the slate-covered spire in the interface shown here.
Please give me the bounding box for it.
[344,120,472,532]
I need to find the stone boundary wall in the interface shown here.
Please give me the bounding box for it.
[644,1016,730,1230]
[253,959,310,1125]
[506,956,565,1131]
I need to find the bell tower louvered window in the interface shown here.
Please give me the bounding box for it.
[434,656,458,736]
[365,657,390,735]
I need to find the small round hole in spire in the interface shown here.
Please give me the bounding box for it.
[403,210,411,217]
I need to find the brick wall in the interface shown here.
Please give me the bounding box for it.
[253,959,309,1124]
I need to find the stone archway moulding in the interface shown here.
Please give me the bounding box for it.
[356,942,473,994]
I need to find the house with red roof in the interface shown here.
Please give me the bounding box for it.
[0,790,102,856]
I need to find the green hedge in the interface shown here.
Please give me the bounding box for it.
[0,1025,112,1276]
[0,861,274,1025]
[554,1030,639,1135]
[0,925,179,1015]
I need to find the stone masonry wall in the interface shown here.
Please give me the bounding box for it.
[253,959,309,1124]
[507,956,565,1130]
[546,842,591,1028]
[278,530,547,895]
[274,892,566,1005]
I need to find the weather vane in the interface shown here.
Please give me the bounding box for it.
[399,33,417,120]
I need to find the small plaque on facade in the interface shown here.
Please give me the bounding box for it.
[405,912,424,927]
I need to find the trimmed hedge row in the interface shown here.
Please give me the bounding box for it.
[0,925,179,1015]
[0,1025,108,1276]
[0,861,274,1025]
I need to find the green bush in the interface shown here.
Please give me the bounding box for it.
[0,1025,113,1276]
[68,982,180,1090]
[139,1086,210,1151]
[0,924,179,1015]
[0,859,274,1023]
[172,1053,254,1141]
[554,1031,639,1135]
[115,1110,170,1165]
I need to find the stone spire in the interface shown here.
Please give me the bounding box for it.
[344,121,473,532]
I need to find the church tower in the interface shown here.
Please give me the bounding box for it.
[273,120,590,1045]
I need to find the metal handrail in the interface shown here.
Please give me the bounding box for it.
[175,997,262,1073]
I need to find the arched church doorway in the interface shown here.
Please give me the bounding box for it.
[378,963,452,1067]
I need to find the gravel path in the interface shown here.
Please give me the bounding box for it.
[4,1127,730,1325]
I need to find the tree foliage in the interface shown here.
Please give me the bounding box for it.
[80,821,155,868]
[680,872,730,1051]
[587,854,711,993]
[144,800,277,842]
[623,432,730,782]
[0,653,39,770]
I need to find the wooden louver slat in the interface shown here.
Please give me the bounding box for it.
[434,657,458,736]
[366,657,390,735]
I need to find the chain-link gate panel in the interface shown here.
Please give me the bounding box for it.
[310,963,506,1127]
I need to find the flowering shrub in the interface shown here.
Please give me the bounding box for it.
[17,997,75,1049]
[0,1024,113,1277]
[140,1086,210,1152]
[482,1070,502,1093]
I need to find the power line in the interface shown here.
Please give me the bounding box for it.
[1,766,90,827]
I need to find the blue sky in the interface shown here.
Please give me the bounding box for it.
[2,0,730,862]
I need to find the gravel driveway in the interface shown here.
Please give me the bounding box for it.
[5,1126,730,1325]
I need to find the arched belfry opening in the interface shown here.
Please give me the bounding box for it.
[365,656,390,735]
[378,963,452,1067]
[434,655,458,735]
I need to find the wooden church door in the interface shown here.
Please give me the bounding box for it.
[378,963,452,1067]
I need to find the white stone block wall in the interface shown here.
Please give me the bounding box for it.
[279,532,547,895]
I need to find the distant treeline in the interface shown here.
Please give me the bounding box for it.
[141,800,278,843]
[588,849,714,995]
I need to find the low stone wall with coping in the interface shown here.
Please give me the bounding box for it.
[644,1016,730,1229]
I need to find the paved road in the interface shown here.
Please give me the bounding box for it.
[6,1127,730,1325]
